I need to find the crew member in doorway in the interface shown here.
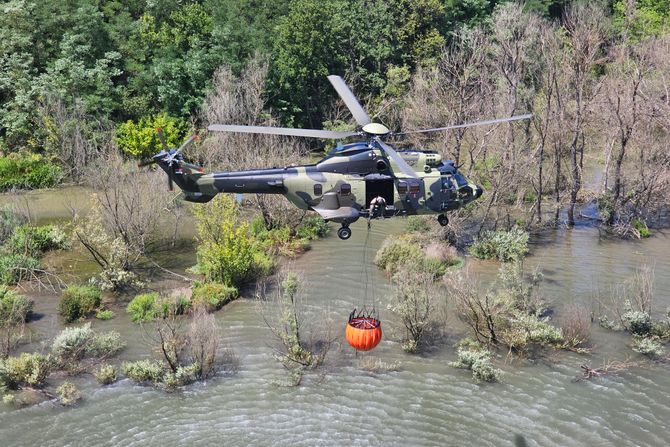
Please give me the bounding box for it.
[368,195,387,228]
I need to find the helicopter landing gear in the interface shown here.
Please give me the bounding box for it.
[337,224,352,240]
[437,214,449,227]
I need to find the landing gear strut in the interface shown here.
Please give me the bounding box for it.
[437,214,449,227]
[337,224,352,240]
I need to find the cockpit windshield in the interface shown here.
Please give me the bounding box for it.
[453,173,468,187]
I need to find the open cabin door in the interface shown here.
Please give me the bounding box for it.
[365,178,394,208]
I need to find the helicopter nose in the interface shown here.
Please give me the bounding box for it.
[475,185,483,199]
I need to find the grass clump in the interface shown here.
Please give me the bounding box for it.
[469,227,529,262]
[375,235,424,275]
[631,336,665,358]
[126,292,160,323]
[7,224,69,257]
[95,309,115,320]
[0,253,40,285]
[58,285,102,323]
[51,323,124,366]
[191,282,238,312]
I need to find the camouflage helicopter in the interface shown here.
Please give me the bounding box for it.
[144,76,531,240]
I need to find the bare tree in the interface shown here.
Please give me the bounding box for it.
[188,305,221,379]
[199,56,309,230]
[562,4,607,226]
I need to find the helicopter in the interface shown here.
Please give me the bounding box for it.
[144,75,531,240]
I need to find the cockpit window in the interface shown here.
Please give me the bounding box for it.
[313,184,322,196]
[453,174,468,187]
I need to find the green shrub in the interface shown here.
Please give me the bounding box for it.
[58,285,102,323]
[127,293,160,323]
[0,153,63,191]
[88,331,125,359]
[631,219,651,238]
[406,216,431,233]
[0,286,33,325]
[0,353,51,389]
[122,360,165,384]
[0,206,26,244]
[0,253,40,285]
[95,309,115,320]
[7,224,69,256]
[632,336,665,358]
[191,282,238,312]
[94,364,117,385]
[115,112,188,159]
[296,216,330,240]
[469,228,529,262]
[622,310,652,336]
[163,363,200,389]
[57,381,80,406]
[375,235,424,275]
[51,323,95,363]
[194,195,270,287]
[449,342,500,383]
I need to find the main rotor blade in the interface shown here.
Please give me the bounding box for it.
[156,128,169,151]
[395,114,533,136]
[174,134,198,156]
[375,138,418,178]
[327,75,371,126]
[208,124,357,140]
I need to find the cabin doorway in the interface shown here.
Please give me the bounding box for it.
[365,179,394,208]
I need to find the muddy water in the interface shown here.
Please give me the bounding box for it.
[1,187,669,447]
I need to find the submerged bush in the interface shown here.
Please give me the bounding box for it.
[7,224,69,257]
[58,285,102,323]
[449,341,500,383]
[127,292,160,323]
[191,282,238,312]
[57,381,80,406]
[122,359,165,384]
[375,235,424,275]
[469,228,529,262]
[0,353,51,389]
[163,363,200,389]
[0,153,63,191]
[295,216,330,240]
[51,323,124,365]
[0,206,26,244]
[0,287,33,325]
[0,253,40,285]
[631,219,651,238]
[95,309,115,320]
[632,336,665,358]
[622,310,652,336]
[94,364,117,385]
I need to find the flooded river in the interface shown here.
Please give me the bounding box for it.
[1,188,669,446]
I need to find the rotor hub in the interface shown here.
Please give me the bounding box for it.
[362,122,390,136]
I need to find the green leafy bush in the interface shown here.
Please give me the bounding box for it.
[406,216,431,233]
[95,309,115,320]
[0,253,40,285]
[194,195,272,287]
[0,353,51,389]
[51,323,124,365]
[0,206,25,244]
[88,331,125,359]
[58,285,102,323]
[623,310,652,336]
[7,224,69,256]
[449,342,500,383]
[0,286,33,325]
[631,219,651,238]
[115,113,188,159]
[191,282,238,312]
[94,364,117,385]
[469,228,529,262]
[375,235,424,275]
[127,292,160,323]
[57,381,80,406]
[0,153,63,191]
[295,216,330,240]
[122,360,165,384]
[163,363,200,389]
[632,336,665,358]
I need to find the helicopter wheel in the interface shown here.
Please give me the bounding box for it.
[337,226,352,240]
[437,214,449,227]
